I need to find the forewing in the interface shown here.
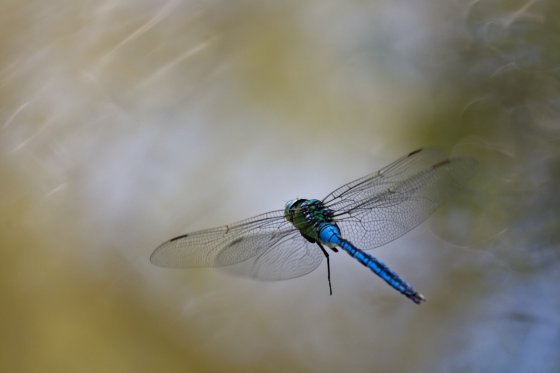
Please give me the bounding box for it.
[150,210,292,267]
[323,148,446,211]
[324,149,477,250]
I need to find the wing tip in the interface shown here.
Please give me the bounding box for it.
[149,250,159,265]
[408,148,424,157]
[432,159,451,169]
[150,233,189,265]
[169,233,189,242]
[150,238,176,266]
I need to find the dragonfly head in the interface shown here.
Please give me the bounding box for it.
[284,199,304,222]
[285,199,298,210]
[284,198,325,223]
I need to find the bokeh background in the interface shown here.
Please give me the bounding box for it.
[1,0,559,372]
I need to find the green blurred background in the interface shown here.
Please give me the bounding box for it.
[1,0,559,372]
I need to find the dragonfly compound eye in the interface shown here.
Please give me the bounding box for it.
[284,199,304,222]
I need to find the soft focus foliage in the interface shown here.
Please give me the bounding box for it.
[1,0,558,372]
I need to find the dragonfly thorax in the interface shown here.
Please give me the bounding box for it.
[284,199,335,242]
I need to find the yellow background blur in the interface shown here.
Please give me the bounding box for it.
[1,1,559,372]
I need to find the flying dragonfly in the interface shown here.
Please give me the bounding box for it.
[150,148,477,304]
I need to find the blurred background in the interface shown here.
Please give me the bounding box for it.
[1,0,559,372]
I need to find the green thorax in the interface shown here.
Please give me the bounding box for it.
[284,199,335,242]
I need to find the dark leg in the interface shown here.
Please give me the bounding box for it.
[317,242,333,295]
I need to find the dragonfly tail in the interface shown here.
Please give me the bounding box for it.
[318,222,425,304]
[337,238,425,304]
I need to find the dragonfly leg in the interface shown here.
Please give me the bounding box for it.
[317,242,333,295]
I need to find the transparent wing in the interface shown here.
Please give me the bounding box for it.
[323,148,478,250]
[150,210,324,280]
[323,148,445,210]
[151,210,289,267]
[219,231,324,280]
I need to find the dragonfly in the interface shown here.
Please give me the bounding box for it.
[151,148,477,304]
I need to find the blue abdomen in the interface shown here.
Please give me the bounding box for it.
[318,223,424,304]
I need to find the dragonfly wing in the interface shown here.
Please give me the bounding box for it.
[324,149,477,250]
[219,231,324,281]
[323,148,446,211]
[150,210,292,268]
